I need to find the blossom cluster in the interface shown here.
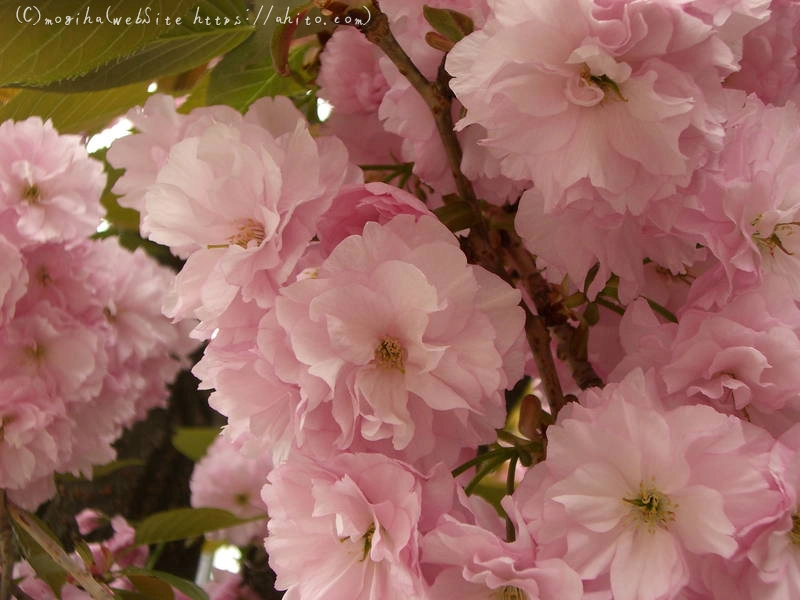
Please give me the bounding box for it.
[106,0,800,598]
[0,117,192,509]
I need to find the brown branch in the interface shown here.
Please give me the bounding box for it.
[505,237,603,393]
[353,4,602,411]
[0,492,14,600]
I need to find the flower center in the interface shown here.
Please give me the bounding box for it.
[227,219,266,249]
[360,523,375,561]
[35,265,51,286]
[623,484,676,531]
[789,512,800,546]
[234,492,249,507]
[751,217,800,257]
[491,586,529,600]
[374,336,405,372]
[580,65,628,102]
[25,342,46,363]
[22,183,41,204]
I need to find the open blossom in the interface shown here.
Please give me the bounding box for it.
[447,0,736,213]
[675,96,800,298]
[422,494,583,600]
[190,435,271,546]
[265,214,525,466]
[264,452,455,600]
[516,187,703,302]
[613,294,800,435]
[0,117,105,245]
[139,97,360,336]
[516,369,777,600]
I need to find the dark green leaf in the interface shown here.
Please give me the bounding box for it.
[38,0,252,92]
[0,0,197,87]
[134,507,260,545]
[128,574,176,600]
[0,83,149,134]
[123,568,208,600]
[584,302,600,326]
[172,427,220,461]
[422,5,474,43]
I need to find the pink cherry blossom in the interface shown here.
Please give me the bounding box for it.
[267,214,525,466]
[318,27,388,115]
[725,0,800,105]
[422,493,583,599]
[316,182,431,253]
[516,369,777,600]
[190,435,270,546]
[447,0,735,213]
[0,117,105,245]
[0,234,26,325]
[264,452,453,599]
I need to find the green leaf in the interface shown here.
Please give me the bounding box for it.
[0,0,197,87]
[0,83,150,134]
[206,12,310,112]
[434,202,478,232]
[58,458,146,482]
[91,148,141,233]
[123,568,208,600]
[134,507,260,545]
[422,5,474,43]
[172,427,220,461]
[10,520,67,596]
[271,2,313,76]
[127,574,176,600]
[584,302,600,326]
[39,0,252,92]
[113,590,153,600]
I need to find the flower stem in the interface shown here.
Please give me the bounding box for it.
[0,492,14,600]
[505,455,518,542]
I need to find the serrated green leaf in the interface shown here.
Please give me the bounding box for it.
[134,507,260,545]
[37,0,252,92]
[123,568,208,600]
[0,83,149,134]
[128,574,176,600]
[0,0,197,87]
[422,5,473,43]
[172,427,220,461]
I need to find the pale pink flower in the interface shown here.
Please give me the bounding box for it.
[675,96,800,298]
[0,234,27,325]
[143,100,359,335]
[516,187,703,303]
[725,0,800,105]
[204,571,261,600]
[422,494,583,599]
[447,0,735,213]
[517,369,777,600]
[264,453,452,599]
[0,117,105,245]
[318,27,388,114]
[268,215,525,466]
[106,94,241,213]
[190,435,271,546]
[319,111,403,166]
